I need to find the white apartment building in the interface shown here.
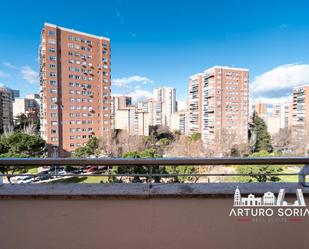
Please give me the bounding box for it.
[171,110,189,135]
[114,106,138,135]
[153,87,176,128]
[291,85,309,152]
[13,94,40,117]
[188,73,203,134]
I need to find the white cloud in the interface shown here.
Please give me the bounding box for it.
[250,96,292,105]
[0,70,10,78]
[2,62,16,69]
[279,24,288,29]
[250,64,309,98]
[112,75,154,88]
[21,66,38,84]
[116,11,124,25]
[129,89,153,102]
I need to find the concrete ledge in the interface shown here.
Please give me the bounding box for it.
[0,183,309,199]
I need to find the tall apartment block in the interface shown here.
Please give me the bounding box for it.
[111,96,132,129]
[40,23,111,157]
[250,101,267,120]
[291,86,309,153]
[188,66,249,146]
[188,74,203,134]
[111,96,138,135]
[0,86,13,132]
[266,101,290,136]
[153,87,177,127]
[171,110,189,135]
[13,94,40,118]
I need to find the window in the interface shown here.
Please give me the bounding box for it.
[48,30,56,36]
[68,35,73,41]
[50,80,56,85]
[50,56,56,61]
[68,43,73,49]
[48,39,56,45]
[50,97,57,102]
[51,121,58,126]
[50,89,57,94]
[50,64,56,68]
[50,72,56,77]
[50,113,57,118]
[49,47,56,52]
[51,105,57,110]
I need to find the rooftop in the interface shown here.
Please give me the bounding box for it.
[44,22,110,41]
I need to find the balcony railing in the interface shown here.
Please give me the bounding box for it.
[0,157,309,186]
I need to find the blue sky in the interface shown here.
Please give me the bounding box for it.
[0,0,309,103]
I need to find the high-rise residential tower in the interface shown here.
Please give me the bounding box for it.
[0,86,13,132]
[188,66,249,149]
[40,23,111,157]
[153,87,176,128]
[188,73,203,134]
[250,101,267,121]
[291,85,309,153]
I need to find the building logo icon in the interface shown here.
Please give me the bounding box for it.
[233,187,306,207]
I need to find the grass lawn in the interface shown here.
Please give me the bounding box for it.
[8,167,38,174]
[279,166,308,183]
[51,176,109,184]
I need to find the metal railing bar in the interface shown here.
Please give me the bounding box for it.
[0,157,308,166]
[0,173,300,177]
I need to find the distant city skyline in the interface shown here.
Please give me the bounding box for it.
[0,0,309,103]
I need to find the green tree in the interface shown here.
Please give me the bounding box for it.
[0,131,46,183]
[236,150,283,182]
[190,132,201,142]
[165,165,195,183]
[251,112,273,152]
[116,148,162,183]
[14,112,40,133]
[73,137,101,158]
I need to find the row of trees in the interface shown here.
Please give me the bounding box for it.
[73,128,197,183]
[0,111,285,183]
